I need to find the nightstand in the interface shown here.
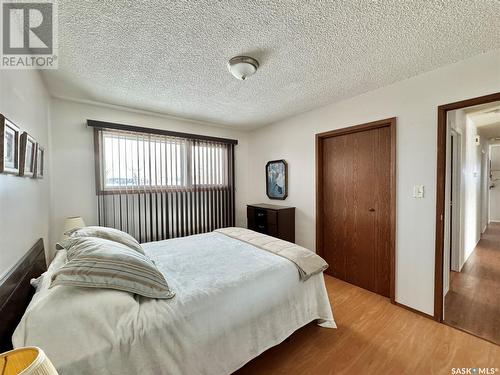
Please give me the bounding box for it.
[247,204,295,243]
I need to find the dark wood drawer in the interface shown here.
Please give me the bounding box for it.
[267,224,278,236]
[267,210,277,225]
[254,210,266,219]
[247,204,295,243]
[255,223,267,233]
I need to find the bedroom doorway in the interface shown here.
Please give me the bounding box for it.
[440,98,500,344]
[435,92,500,341]
[316,118,396,300]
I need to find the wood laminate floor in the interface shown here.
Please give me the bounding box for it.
[444,223,500,345]
[236,276,500,375]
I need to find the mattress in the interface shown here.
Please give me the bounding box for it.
[13,232,335,375]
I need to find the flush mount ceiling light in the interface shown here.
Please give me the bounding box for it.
[227,56,259,80]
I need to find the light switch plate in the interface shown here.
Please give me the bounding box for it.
[413,185,425,198]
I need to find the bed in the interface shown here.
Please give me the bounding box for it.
[10,230,335,375]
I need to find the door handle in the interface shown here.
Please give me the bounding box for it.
[368,208,375,212]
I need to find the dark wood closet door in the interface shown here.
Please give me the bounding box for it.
[321,126,391,297]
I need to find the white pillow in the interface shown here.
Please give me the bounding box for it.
[63,226,144,254]
[50,237,175,299]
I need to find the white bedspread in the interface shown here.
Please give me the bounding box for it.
[13,232,335,375]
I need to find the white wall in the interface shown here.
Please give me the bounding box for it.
[245,49,500,315]
[480,146,489,232]
[0,70,51,279]
[49,98,249,256]
[489,145,500,222]
[448,109,487,269]
[462,115,486,263]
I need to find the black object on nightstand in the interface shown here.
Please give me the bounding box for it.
[247,204,295,243]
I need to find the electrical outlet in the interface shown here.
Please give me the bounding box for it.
[413,185,425,198]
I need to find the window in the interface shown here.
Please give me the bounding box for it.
[191,143,227,186]
[91,122,236,242]
[99,131,229,191]
[101,133,186,189]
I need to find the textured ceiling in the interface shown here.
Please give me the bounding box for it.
[476,122,500,139]
[43,1,500,129]
[469,102,500,139]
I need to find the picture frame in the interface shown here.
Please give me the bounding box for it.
[34,144,44,179]
[0,114,20,174]
[19,132,36,177]
[266,159,288,200]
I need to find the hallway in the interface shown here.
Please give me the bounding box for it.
[444,223,500,344]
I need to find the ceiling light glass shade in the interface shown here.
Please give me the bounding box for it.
[227,56,259,80]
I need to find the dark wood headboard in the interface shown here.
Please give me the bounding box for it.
[0,239,47,352]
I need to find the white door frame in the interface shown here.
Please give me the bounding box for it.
[443,124,463,306]
[449,129,462,272]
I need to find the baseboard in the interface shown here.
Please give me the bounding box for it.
[459,258,466,272]
[391,301,434,320]
[461,237,481,268]
[442,322,499,346]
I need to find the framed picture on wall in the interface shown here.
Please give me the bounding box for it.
[0,114,20,174]
[266,159,288,200]
[35,144,44,179]
[19,132,36,177]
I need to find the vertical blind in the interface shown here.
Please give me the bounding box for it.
[91,121,236,243]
